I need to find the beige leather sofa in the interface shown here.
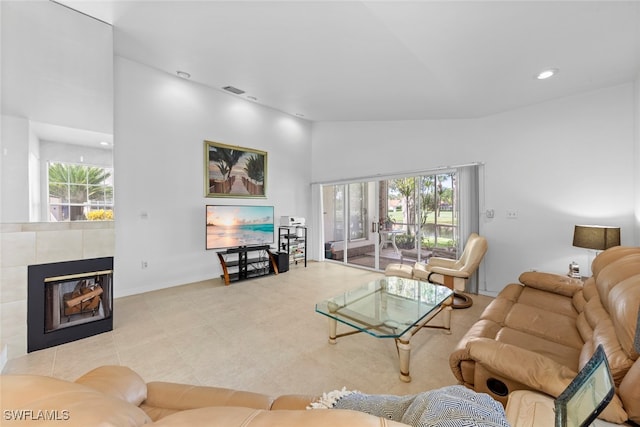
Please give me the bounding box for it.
[450,246,640,425]
[1,365,405,426]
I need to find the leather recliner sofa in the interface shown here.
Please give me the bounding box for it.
[1,365,406,426]
[449,246,640,424]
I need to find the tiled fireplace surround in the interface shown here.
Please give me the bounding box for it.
[0,222,115,368]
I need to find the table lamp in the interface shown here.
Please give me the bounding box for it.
[572,225,621,277]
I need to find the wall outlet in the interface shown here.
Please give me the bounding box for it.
[141,261,148,269]
[506,210,518,219]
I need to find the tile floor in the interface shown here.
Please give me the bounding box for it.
[2,262,492,397]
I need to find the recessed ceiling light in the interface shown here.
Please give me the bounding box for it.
[99,141,110,146]
[536,68,558,80]
[176,71,191,79]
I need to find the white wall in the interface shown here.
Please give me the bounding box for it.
[311,83,638,295]
[635,73,640,244]
[0,116,30,222]
[113,58,311,297]
[27,128,40,222]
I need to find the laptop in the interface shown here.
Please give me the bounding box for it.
[554,344,615,427]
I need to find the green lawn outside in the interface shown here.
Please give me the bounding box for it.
[385,209,457,249]
[387,210,455,226]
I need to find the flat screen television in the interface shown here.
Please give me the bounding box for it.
[206,205,275,250]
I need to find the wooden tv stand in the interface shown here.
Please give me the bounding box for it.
[216,245,278,285]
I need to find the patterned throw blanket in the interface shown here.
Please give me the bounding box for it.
[308,385,510,427]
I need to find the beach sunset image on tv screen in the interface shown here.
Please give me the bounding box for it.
[206,205,274,249]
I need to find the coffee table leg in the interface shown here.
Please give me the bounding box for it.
[397,333,412,383]
[328,318,337,344]
[443,305,452,334]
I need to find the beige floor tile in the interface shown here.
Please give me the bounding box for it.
[52,352,122,381]
[116,336,194,384]
[1,262,492,401]
[2,346,56,376]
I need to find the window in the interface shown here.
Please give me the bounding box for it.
[348,182,368,240]
[318,164,480,289]
[388,172,457,258]
[48,162,113,221]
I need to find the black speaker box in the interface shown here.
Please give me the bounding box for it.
[273,252,289,273]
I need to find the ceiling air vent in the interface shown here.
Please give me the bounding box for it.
[223,86,245,95]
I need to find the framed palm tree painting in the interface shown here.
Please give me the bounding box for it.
[204,140,267,198]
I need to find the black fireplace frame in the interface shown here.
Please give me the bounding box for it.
[28,257,114,352]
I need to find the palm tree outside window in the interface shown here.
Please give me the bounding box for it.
[48,162,114,221]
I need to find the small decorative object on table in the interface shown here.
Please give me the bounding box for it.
[568,261,581,278]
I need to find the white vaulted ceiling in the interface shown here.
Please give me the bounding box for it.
[35,1,640,121]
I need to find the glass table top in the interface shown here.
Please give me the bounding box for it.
[315,276,453,339]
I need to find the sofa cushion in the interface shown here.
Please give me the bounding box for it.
[608,275,640,359]
[495,328,580,371]
[151,406,408,427]
[575,313,593,342]
[140,381,275,421]
[572,291,587,315]
[75,365,147,406]
[480,295,515,325]
[504,303,582,349]
[582,278,599,303]
[514,286,578,319]
[0,375,151,426]
[590,247,640,279]
[582,265,638,384]
[270,394,316,410]
[595,254,640,315]
[619,358,640,424]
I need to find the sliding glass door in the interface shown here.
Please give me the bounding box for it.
[322,181,381,270]
[383,173,458,265]
[322,169,463,272]
[415,172,458,261]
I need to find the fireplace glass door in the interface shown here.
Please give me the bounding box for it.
[45,270,112,333]
[28,257,114,352]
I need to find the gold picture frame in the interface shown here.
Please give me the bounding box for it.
[204,140,267,198]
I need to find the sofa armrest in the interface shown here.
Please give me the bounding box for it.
[449,320,504,384]
[518,271,583,297]
[428,266,471,279]
[140,381,275,420]
[271,394,316,410]
[426,257,457,268]
[466,338,577,397]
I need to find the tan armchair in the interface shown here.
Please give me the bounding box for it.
[413,233,488,308]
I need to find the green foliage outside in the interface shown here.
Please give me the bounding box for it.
[49,163,112,203]
[48,163,113,221]
[387,173,456,250]
[388,210,455,225]
[394,233,455,250]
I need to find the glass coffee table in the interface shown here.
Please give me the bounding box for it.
[315,276,453,382]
